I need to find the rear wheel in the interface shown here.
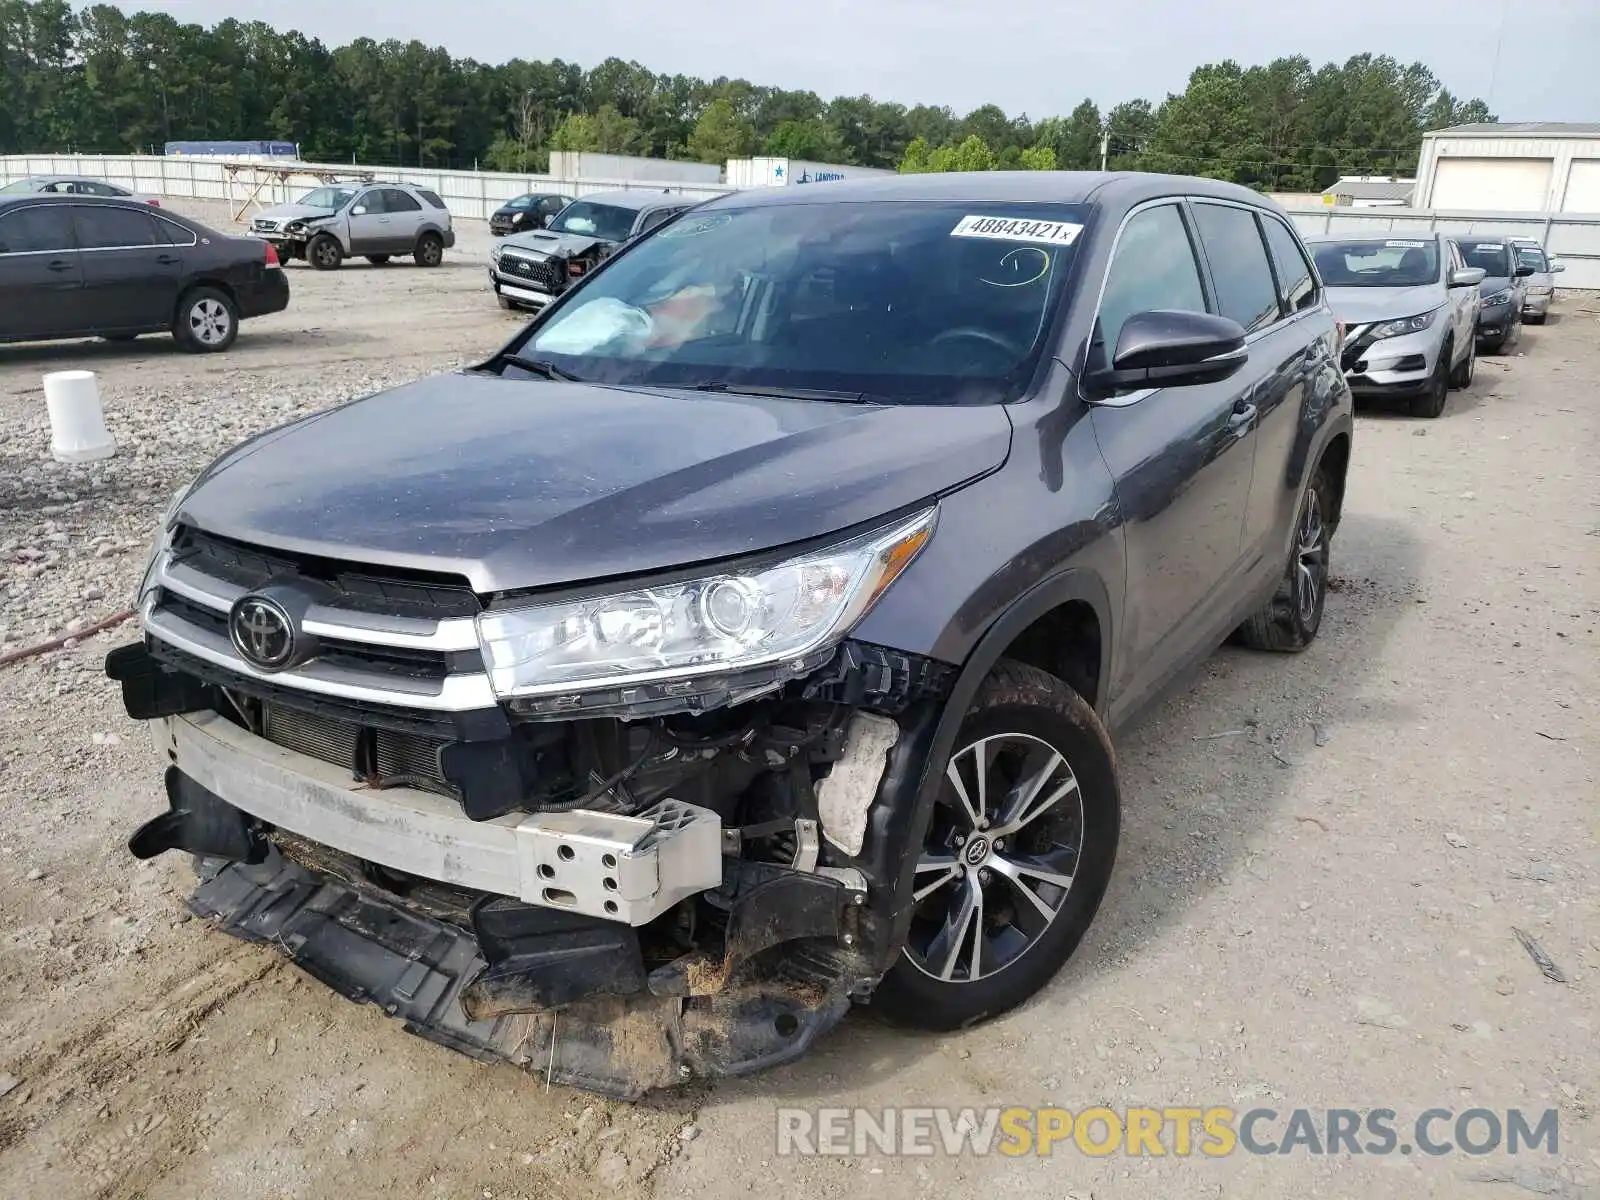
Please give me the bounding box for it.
[365,254,391,266]
[1235,465,1332,652]
[414,232,444,267]
[1448,333,1475,389]
[873,661,1120,1031]
[308,234,343,271]
[172,287,238,353]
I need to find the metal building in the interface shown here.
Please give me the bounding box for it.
[1414,122,1600,211]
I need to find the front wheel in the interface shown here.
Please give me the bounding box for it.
[172,287,238,353]
[496,295,518,311]
[308,234,343,271]
[1448,333,1475,389]
[414,232,444,267]
[872,661,1120,1031]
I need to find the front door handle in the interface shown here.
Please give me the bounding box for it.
[1227,401,1257,432]
[155,254,179,265]
[46,259,73,273]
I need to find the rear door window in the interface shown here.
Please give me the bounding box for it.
[1261,217,1319,314]
[0,205,77,253]
[73,205,160,249]
[383,188,422,213]
[1096,202,1209,354]
[1192,202,1281,333]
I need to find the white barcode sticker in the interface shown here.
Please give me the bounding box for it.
[951,215,1083,245]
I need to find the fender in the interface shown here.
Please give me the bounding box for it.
[852,567,1116,972]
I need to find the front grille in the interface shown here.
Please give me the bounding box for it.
[252,219,278,232]
[498,251,564,293]
[171,525,478,620]
[261,703,456,796]
[142,527,497,714]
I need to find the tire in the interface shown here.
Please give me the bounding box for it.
[1448,332,1475,389]
[1410,351,1449,418]
[1479,333,1506,356]
[872,660,1120,1031]
[1234,465,1333,652]
[413,232,444,267]
[1525,313,1546,326]
[172,286,238,354]
[365,254,391,266]
[496,295,518,311]
[308,233,343,271]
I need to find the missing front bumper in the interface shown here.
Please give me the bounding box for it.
[190,847,857,1098]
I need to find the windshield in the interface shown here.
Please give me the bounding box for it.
[1310,239,1439,287]
[1457,241,1510,278]
[515,200,1090,405]
[505,195,536,210]
[546,201,638,242]
[0,179,40,194]
[1516,246,1547,272]
[296,186,358,211]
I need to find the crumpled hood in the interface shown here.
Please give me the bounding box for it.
[250,203,339,226]
[497,228,612,258]
[178,374,1013,594]
[1324,284,1444,325]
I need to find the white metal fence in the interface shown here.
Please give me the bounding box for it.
[5,153,1598,288]
[0,153,733,221]
[1283,205,1600,289]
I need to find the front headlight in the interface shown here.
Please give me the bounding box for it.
[285,220,307,235]
[1480,288,1513,308]
[489,243,503,264]
[1369,309,1438,340]
[476,508,937,699]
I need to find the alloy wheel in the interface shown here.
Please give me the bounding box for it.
[904,732,1084,984]
[188,298,232,346]
[1295,490,1327,624]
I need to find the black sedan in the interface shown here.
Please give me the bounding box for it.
[0,195,289,353]
[488,192,574,236]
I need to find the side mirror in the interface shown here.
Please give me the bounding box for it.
[1552,261,1566,273]
[1449,267,1486,288]
[1515,263,1535,278]
[351,205,367,216]
[1087,310,1249,395]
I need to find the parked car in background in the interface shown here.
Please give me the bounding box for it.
[1307,233,1483,418]
[249,182,455,270]
[1449,235,1532,352]
[110,172,1353,1096]
[0,175,162,206]
[1508,238,1562,324]
[0,194,287,352]
[489,192,574,236]
[487,190,695,311]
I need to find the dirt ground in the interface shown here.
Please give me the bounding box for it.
[1,201,1595,1200]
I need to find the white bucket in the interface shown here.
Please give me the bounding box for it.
[44,370,116,463]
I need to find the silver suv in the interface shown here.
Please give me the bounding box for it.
[250,182,456,270]
[1306,233,1483,419]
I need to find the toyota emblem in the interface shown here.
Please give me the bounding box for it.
[229,595,296,670]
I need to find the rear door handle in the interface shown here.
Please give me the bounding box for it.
[46,259,73,273]
[156,254,179,265]
[1227,400,1257,431]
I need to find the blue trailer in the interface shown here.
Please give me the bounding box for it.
[164,140,298,159]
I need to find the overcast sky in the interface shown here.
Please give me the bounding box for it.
[124,0,1598,122]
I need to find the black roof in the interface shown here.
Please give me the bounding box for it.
[706,170,1283,212]
[0,193,153,211]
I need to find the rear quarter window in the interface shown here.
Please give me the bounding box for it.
[417,189,446,210]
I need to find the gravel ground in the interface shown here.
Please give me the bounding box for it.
[0,205,1595,1199]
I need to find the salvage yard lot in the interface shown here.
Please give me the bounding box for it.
[0,202,1595,1200]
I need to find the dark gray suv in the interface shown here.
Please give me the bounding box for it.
[108,172,1354,1098]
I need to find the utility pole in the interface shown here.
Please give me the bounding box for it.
[1100,127,1109,172]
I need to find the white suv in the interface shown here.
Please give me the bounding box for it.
[250,182,456,270]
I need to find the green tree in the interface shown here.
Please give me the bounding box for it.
[1019,144,1056,171]
[687,96,755,163]
[764,117,847,162]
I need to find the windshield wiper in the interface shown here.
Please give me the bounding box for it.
[688,381,875,403]
[499,354,585,382]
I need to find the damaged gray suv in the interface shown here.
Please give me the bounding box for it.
[108,173,1353,1098]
